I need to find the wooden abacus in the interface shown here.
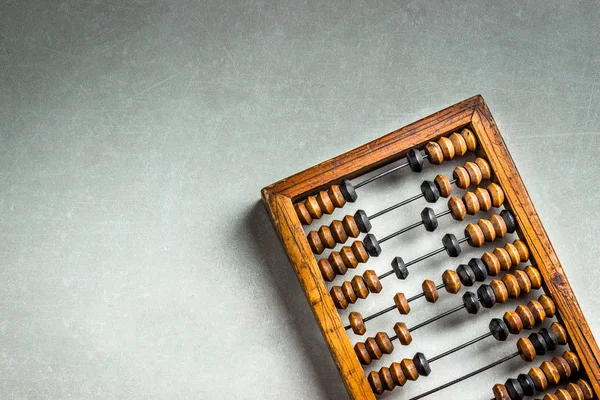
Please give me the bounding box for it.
[261,96,600,399]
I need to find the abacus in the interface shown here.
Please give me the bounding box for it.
[261,96,600,399]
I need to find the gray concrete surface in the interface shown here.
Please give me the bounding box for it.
[1,1,599,399]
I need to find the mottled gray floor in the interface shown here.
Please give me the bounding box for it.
[0,1,599,399]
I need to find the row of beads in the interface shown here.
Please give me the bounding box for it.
[318,241,369,282]
[329,270,382,309]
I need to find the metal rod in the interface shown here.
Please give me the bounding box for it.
[369,193,424,220]
[354,153,430,189]
[408,303,465,332]
[428,332,493,363]
[379,220,424,243]
[436,209,452,218]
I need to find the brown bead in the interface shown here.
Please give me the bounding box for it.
[394,322,412,345]
[365,337,383,360]
[316,191,335,214]
[464,161,483,186]
[368,370,383,395]
[552,356,572,379]
[563,350,580,372]
[490,214,508,237]
[461,128,477,151]
[448,197,467,221]
[465,223,485,247]
[422,280,439,303]
[450,132,468,156]
[527,300,546,324]
[390,362,407,386]
[351,241,369,263]
[576,379,593,399]
[513,240,530,261]
[541,360,560,385]
[438,137,455,160]
[328,185,346,208]
[503,311,524,334]
[487,183,505,207]
[330,286,348,309]
[318,258,335,281]
[490,279,508,303]
[513,269,532,294]
[375,332,394,354]
[474,187,492,211]
[349,312,366,335]
[342,215,360,238]
[318,226,336,250]
[355,341,372,365]
[394,292,411,314]
[329,252,347,275]
[453,166,471,189]
[400,359,419,380]
[442,269,461,293]
[295,202,312,225]
[305,196,323,219]
[493,384,510,400]
[341,281,357,304]
[554,389,572,400]
[351,275,369,299]
[482,252,501,276]
[425,141,444,165]
[515,305,535,329]
[463,191,480,215]
[504,243,522,266]
[330,220,348,244]
[340,246,359,269]
[525,266,542,289]
[566,383,584,400]
[434,174,452,197]
[494,248,512,271]
[307,231,324,254]
[543,395,559,400]
[528,367,548,391]
[363,270,382,293]
[538,294,556,317]
[475,157,492,180]
[379,367,395,391]
[551,322,568,345]
[502,273,521,298]
[518,337,536,361]
[478,218,496,242]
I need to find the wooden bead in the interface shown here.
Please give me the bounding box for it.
[504,243,521,266]
[543,395,559,400]
[513,269,532,294]
[515,305,535,329]
[504,311,524,334]
[438,137,455,160]
[448,197,467,221]
[425,141,444,165]
[394,322,412,345]
[528,367,548,391]
[494,247,512,271]
[552,356,572,379]
[400,359,419,381]
[318,226,336,250]
[351,241,369,263]
[493,384,510,400]
[463,191,480,215]
[461,128,477,151]
[394,292,411,314]
[465,223,485,247]
[566,383,584,400]
[576,379,593,399]
[307,231,324,254]
[487,183,505,207]
[478,218,496,242]
[554,389,572,400]
[330,286,348,309]
[340,246,359,269]
[305,196,323,219]
[453,166,470,189]
[390,362,407,386]
[539,294,556,317]
[464,161,483,186]
[474,187,492,211]
[490,279,508,303]
[329,252,347,275]
[551,322,568,345]
[341,281,357,304]
[351,275,369,299]
[349,312,366,335]
[328,185,346,207]
[295,202,312,225]
[330,220,348,244]
[434,174,452,197]
[562,350,580,372]
[527,300,546,324]
[450,132,468,156]
[525,266,542,289]
[379,367,395,391]
[442,269,461,293]
[541,360,560,385]
[365,337,383,360]
[375,332,394,354]
[513,240,530,261]
[316,191,335,214]
[475,157,492,180]
[368,370,383,394]
[490,214,508,238]
[355,341,371,365]
[318,258,335,281]
[482,252,501,276]
[518,337,536,361]
[363,270,382,293]
[422,280,439,303]
[502,273,521,298]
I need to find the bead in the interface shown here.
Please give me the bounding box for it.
[442,269,461,293]
[394,292,411,314]
[465,223,485,247]
[528,332,548,355]
[390,362,407,386]
[355,342,371,365]
[442,234,462,257]
[490,214,508,238]
[331,219,349,242]
[517,373,536,396]
[375,332,394,354]
[527,300,546,324]
[363,270,382,293]
[341,281,357,304]
[518,337,536,361]
[494,247,512,271]
[502,273,521,298]
[379,367,395,391]
[525,266,542,289]
[541,360,560,385]
[505,378,524,400]
[368,370,383,395]
[504,243,521,266]
[363,234,381,257]
[552,356,571,379]
[305,196,323,219]
[513,269,532,294]
[307,231,324,254]
[421,180,440,203]
[461,128,477,151]
[475,157,492,180]
[450,132,467,156]
[464,161,483,186]
[513,240,530,261]
[392,257,409,279]
[501,210,517,233]
[448,197,467,221]
[349,312,366,335]
[407,148,425,172]
[425,141,444,165]
[438,137,455,160]
[453,166,471,189]
[351,241,369,262]
[340,246,358,269]
[474,187,492,211]
[365,337,383,360]
[576,379,593,399]
[422,280,439,303]
[566,383,584,400]
[330,286,348,309]
[528,367,548,391]
[487,183,505,207]
[434,174,452,197]
[316,191,335,214]
[329,252,347,275]
[400,359,419,381]
[457,264,476,286]
[351,275,369,299]
[516,305,535,329]
[504,311,524,334]
[482,252,501,276]
[353,210,371,233]
[493,384,510,400]
[421,207,439,232]
[463,291,480,314]
[554,389,572,400]
[490,279,508,303]
[544,395,559,400]
[539,294,556,317]
[318,225,337,250]
[339,179,358,202]
[413,352,431,376]
[329,185,346,207]
[295,202,312,225]
[463,191,480,215]
[478,284,496,308]
[551,322,568,345]
[539,327,558,351]
[469,258,488,281]
[478,218,496,242]
[394,322,412,345]
[489,318,510,341]
[318,259,335,281]
[562,350,580,372]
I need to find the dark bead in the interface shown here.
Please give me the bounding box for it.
[500,210,516,233]
[407,148,425,172]
[528,333,547,355]
[340,179,358,202]
[505,378,525,400]
[477,284,496,308]
[517,373,535,396]
[442,234,462,257]
[420,180,440,203]
[462,291,480,314]
[539,327,558,351]
[354,209,372,233]
[489,318,510,341]
[363,234,381,256]
[413,352,431,376]
[456,264,475,286]
[468,258,488,281]
[420,207,439,232]
[391,257,409,279]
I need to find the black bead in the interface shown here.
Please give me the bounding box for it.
[468,258,488,281]
[489,318,510,341]
[462,291,480,314]
[456,264,476,286]
[407,149,425,173]
[391,257,409,279]
[442,234,462,257]
[354,209,372,233]
[505,378,525,400]
[517,373,535,396]
[420,207,439,232]
[477,284,496,308]
[363,234,381,256]
[500,210,517,233]
[528,333,548,355]
[539,327,558,351]
[413,352,431,376]
[340,179,358,202]
[420,180,440,203]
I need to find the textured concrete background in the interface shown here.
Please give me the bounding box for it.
[0,1,599,399]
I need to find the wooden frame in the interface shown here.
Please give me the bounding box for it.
[261,95,600,399]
